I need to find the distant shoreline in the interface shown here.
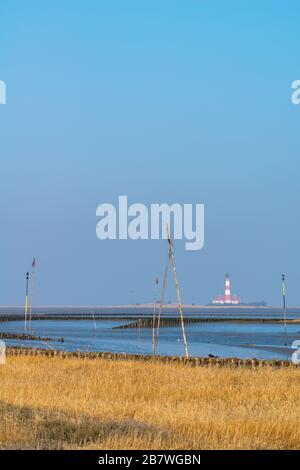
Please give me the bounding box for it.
[1,304,300,310]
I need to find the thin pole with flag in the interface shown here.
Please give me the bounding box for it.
[24,272,29,333]
[29,258,36,332]
[282,273,287,339]
[152,276,159,353]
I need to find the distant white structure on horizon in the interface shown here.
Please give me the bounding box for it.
[212,273,240,305]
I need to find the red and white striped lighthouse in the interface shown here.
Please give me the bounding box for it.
[212,273,240,304]
[225,273,231,304]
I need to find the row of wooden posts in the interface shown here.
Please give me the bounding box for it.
[6,346,299,369]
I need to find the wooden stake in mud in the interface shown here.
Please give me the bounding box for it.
[154,225,189,358]
[91,309,97,332]
[137,318,141,352]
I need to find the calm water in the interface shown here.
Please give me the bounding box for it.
[1,319,300,360]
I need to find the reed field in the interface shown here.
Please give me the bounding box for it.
[0,354,299,450]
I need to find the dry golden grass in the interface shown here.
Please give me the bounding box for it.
[0,355,299,450]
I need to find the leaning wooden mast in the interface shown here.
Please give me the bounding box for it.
[154,224,189,358]
[167,224,189,358]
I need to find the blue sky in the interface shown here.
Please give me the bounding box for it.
[1,1,299,305]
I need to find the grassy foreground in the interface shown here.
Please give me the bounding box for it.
[0,355,300,450]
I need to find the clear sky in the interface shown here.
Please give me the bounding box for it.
[1,1,299,306]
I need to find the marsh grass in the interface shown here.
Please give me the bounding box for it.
[0,356,299,449]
